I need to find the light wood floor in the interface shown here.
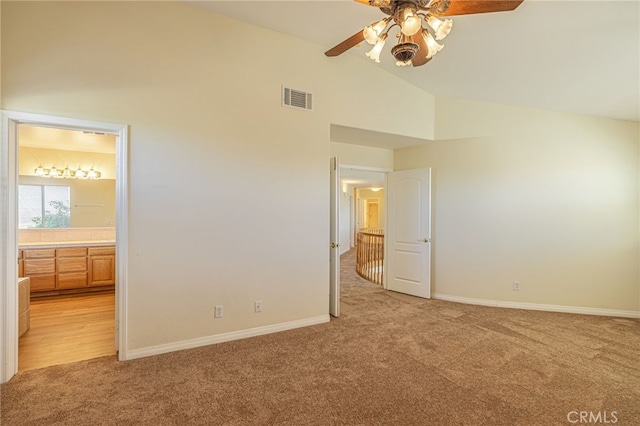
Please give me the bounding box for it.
[18,291,116,372]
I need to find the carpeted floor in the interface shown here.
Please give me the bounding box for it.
[1,249,639,425]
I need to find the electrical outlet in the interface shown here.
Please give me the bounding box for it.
[513,281,520,291]
[214,305,223,318]
[254,301,262,313]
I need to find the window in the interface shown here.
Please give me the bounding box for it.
[19,185,71,229]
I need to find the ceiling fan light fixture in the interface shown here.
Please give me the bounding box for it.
[421,29,443,59]
[400,6,422,36]
[391,34,419,64]
[366,33,388,62]
[426,15,453,40]
[363,17,390,44]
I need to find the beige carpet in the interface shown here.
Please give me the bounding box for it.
[2,249,639,425]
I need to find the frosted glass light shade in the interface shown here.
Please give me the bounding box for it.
[366,34,387,63]
[426,15,453,40]
[400,7,422,36]
[421,29,444,59]
[61,165,72,178]
[364,18,389,45]
[35,164,46,176]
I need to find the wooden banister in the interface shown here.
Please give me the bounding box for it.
[356,228,384,285]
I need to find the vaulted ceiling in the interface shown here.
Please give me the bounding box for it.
[193,0,639,123]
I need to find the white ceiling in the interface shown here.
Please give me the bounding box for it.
[340,167,387,188]
[19,126,116,154]
[192,0,640,123]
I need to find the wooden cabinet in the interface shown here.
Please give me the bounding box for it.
[19,245,115,295]
[88,247,115,286]
[18,277,30,336]
[18,250,24,277]
[57,247,88,289]
[22,249,56,292]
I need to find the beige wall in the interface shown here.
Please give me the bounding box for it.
[396,97,640,312]
[1,1,437,352]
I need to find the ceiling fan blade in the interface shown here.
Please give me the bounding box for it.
[411,33,432,67]
[325,30,365,57]
[441,0,524,16]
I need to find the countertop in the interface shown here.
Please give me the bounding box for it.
[19,240,115,249]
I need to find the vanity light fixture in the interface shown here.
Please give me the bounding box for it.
[33,164,101,180]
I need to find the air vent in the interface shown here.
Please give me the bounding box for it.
[282,86,313,111]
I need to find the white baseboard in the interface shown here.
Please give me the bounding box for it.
[433,293,640,319]
[124,314,330,361]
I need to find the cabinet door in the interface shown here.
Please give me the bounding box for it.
[57,257,87,273]
[24,258,56,275]
[58,272,88,289]
[29,275,57,292]
[24,248,56,259]
[89,255,115,286]
[18,250,24,278]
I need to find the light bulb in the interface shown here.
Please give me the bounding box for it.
[35,164,46,177]
[363,18,389,45]
[426,15,453,40]
[421,29,444,59]
[400,7,422,36]
[62,165,72,179]
[366,33,387,63]
[75,166,86,179]
[49,165,60,178]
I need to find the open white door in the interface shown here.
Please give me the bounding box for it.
[386,168,431,299]
[329,157,340,317]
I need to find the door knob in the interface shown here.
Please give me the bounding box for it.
[422,238,430,243]
[331,242,340,248]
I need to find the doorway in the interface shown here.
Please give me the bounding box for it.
[365,199,379,228]
[335,166,389,310]
[17,125,117,370]
[1,111,129,383]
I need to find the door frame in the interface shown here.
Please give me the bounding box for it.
[0,110,129,383]
[337,164,391,294]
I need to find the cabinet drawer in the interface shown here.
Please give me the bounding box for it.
[57,247,88,257]
[57,257,87,273]
[29,275,56,292]
[24,259,56,275]
[88,246,115,256]
[24,249,55,259]
[58,272,88,289]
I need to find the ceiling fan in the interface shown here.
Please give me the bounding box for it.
[325,0,524,67]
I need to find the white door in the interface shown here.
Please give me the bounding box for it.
[386,168,431,299]
[329,157,340,317]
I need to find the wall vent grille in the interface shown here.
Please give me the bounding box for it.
[282,87,313,111]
